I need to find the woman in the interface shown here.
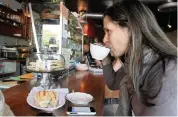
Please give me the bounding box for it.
[102,0,177,116]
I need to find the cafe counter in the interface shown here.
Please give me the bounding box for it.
[2,70,105,116]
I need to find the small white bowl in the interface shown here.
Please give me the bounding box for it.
[75,64,88,71]
[90,43,110,60]
[66,92,93,105]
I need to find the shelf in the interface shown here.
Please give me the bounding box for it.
[0,16,23,25]
[0,20,22,29]
[0,4,31,39]
[12,35,28,39]
[0,33,28,40]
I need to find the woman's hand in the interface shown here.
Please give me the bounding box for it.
[95,60,102,67]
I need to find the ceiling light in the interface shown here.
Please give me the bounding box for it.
[167,11,172,28]
[167,24,172,28]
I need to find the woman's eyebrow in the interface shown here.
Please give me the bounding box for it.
[103,27,109,31]
[103,27,107,30]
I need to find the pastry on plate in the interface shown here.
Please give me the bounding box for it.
[34,90,51,108]
[34,90,59,108]
[48,91,58,107]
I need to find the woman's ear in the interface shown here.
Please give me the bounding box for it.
[122,27,131,39]
[124,27,131,54]
[126,27,131,38]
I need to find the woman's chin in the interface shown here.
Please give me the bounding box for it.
[113,52,124,58]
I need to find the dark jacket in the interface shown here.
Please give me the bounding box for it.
[103,57,177,116]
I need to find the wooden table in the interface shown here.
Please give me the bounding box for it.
[3,71,105,116]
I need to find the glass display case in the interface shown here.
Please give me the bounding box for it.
[26,52,65,89]
[26,53,65,73]
[28,1,83,89]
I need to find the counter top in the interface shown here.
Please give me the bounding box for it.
[2,71,105,116]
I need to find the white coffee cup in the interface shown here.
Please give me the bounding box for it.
[90,43,110,60]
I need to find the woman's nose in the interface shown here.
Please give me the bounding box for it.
[103,35,110,47]
[104,42,110,48]
[103,35,108,43]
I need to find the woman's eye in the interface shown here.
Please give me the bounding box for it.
[104,29,111,34]
[108,29,111,34]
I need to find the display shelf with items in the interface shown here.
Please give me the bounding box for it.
[0,4,31,39]
[0,4,22,23]
[0,15,23,28]
[61,11,83,64]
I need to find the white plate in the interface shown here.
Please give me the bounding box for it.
[66,92,93,105]
[27,88,66,112]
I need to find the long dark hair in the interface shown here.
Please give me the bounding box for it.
[104,0,177,106]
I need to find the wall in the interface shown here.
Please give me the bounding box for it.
[0,0,21,10]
